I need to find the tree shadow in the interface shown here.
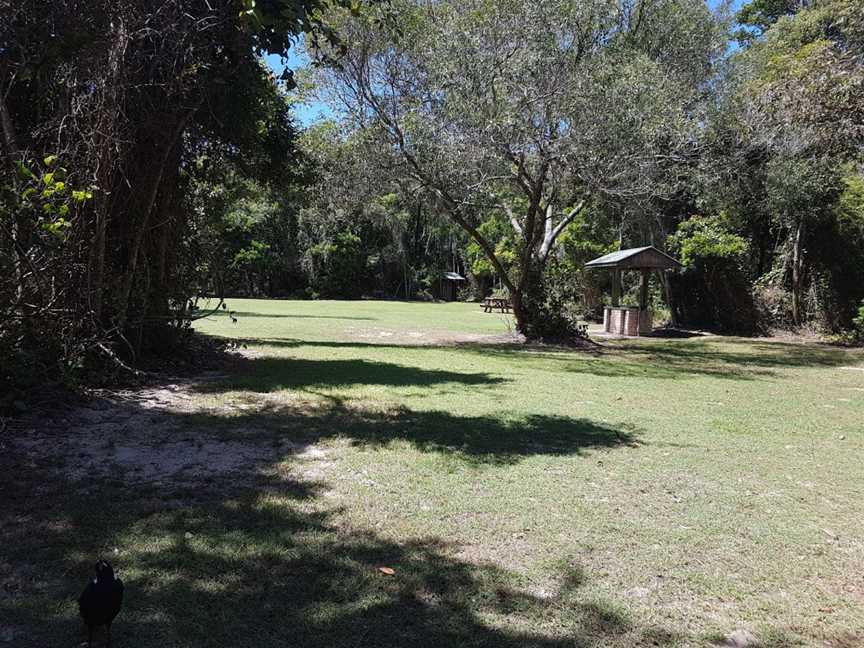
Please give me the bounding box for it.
[184,399,640,465]
[608,339,858,375]
[221,336,861,382]
[645,328,706,338]
[453,339,861,381]
[192,356,508,393]
[208,311,377,321]
[0,438,681,648]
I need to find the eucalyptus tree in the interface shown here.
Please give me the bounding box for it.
[737,0,863,160]
[729,0,864,325]
[311,0,725,338]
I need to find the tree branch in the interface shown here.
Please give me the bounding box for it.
[499,201,523,235]
[538,199,585,261]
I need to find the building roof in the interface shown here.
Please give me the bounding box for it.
[443,271,467,281]
[584,246,681,270]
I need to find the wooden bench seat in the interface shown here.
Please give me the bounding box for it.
[482,297,511,313]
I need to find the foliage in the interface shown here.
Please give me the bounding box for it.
[668,215,750,269]
[3,0,864,395]
[738,0,864,158]
[667,216,760,333]
[548,207,619,320]
[735,0,799,40]
[690,0,864,332]
[853,301,864,342]
[0,0,342,390]
[305,231,368,298]
[465,216,518,282]
[311,0,724,339]
[297,122,471,300]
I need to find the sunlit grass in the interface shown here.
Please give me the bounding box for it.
[3,299,863,647]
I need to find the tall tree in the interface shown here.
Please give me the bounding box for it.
[733,0,864,325]
[312,0,725,338]
[0,0,339,383]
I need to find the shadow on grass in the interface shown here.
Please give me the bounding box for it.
[464,338,858,377]
[3,406,810,648]
[1,444,675,648]
[1,383,818,647]
[194,357,507,393]
[222,336,860,382]
[208,311,376,321]
[190,399,639,465]
[585,339,858,380]
[181,352,633,464]
[644,328,706,338]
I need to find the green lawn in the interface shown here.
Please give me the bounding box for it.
[4,299,863,647]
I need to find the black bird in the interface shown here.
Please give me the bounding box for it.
[78,560,124,647]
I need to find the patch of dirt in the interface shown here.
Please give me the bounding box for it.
[5,376,328,487]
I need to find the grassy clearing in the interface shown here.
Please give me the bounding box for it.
[3,299,863,647]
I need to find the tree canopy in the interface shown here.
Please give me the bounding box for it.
[309,0,726,337]
[2,0,864,396]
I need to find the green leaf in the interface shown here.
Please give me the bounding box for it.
[15,161,35,180]
[43,155,58,167]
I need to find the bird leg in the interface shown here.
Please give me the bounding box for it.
[106,622,112,647]
[87,625,93,648]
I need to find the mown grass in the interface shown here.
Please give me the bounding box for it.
[3,299,863,647]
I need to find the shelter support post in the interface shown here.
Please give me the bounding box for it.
[639,270,649,311]
[611,269,621,306]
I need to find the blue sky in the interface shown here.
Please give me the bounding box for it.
[266,48,332,126]
[267,0,746,127]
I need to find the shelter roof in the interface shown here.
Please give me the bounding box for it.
[585,246,681,270]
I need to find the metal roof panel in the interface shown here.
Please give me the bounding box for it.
[584,246,681,269]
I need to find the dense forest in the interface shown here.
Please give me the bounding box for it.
[2,0,863,396]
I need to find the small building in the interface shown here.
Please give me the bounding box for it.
[585,246,681,336]
[440,271,467,301]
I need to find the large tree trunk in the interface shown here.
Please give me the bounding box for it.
[0,84,24,302]
[510,289,527,333]
[791,220,803,326]
[117,104,197,332]
[508,203,586,340]
[509,256,577,341]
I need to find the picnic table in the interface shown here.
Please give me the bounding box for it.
[482,297,511,313]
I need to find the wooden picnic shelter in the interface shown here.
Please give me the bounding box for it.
[440,271,467,301]
[585,246,681,336]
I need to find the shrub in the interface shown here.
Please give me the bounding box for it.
[304,231,368,298]
[854,301,864,341]
[667,216,762,333]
